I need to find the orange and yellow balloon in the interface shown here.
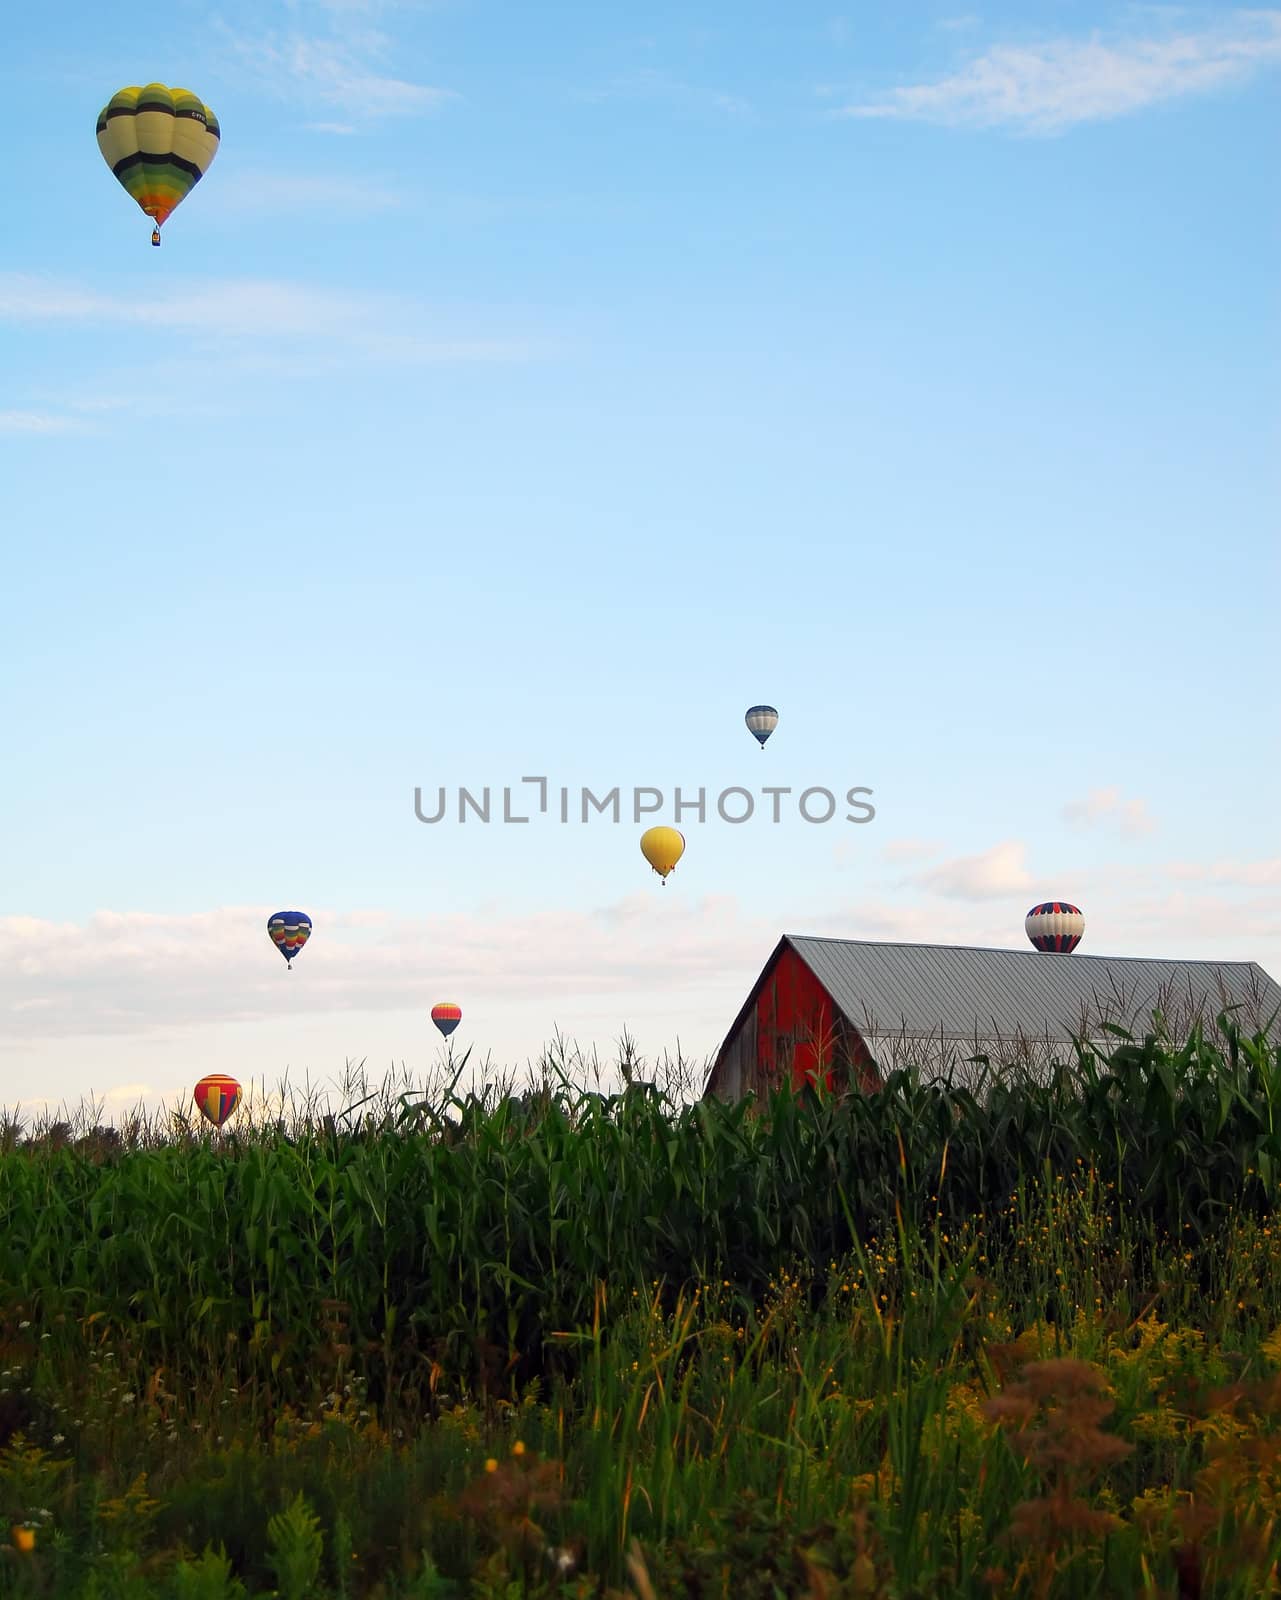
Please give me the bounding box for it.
[96,83,220,244]
[640,826,685,884]
[194,1074,241,1129]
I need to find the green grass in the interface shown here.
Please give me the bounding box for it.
[1,1018,1280,1596]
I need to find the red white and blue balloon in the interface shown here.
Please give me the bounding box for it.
[1025,902,1084,953]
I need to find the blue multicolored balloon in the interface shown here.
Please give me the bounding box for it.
[745,705,778,748]
[267,910,312,968]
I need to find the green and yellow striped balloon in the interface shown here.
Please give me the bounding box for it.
[96,83,219,241]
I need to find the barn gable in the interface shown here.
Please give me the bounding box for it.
[708,937,883,1102]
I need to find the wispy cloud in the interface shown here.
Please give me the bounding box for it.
[3,389,225,432]
[284,0,398,12]
[65,396,134,414]
[220,18,456,120]
[202,171,403,216]
[581,67,753,119]
[0,273,379,337]
[1092,888,1281,956]
[0,409,87,435]
[101,1082,154,1104]
[880,837,945,864]
[915,839,1034,901]
[835,11,1281,132]
[1062,786,1156,837]
[0,273,549,368]
[1167,858,1281,887]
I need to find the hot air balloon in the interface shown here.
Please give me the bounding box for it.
[745,705,778,748]
[1025,902,1084,953]
[96,83,220,245]
[641,826,685,884]
[267,911,312,968]
[194,1074,241,1129]
[431,1002,462,1038]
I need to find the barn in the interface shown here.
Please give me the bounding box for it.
[702,935,1281,1101]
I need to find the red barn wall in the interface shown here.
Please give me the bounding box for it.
[709,944,884,1100]
[703,947,882,1100]
[756,943,837,1090]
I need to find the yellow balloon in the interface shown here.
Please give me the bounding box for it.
[640,826,685,883]
[96,84,220,243]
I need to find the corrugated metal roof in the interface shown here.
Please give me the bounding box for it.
[786,935,1281,1045]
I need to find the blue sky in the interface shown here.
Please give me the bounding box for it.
[2,1,1278,1122]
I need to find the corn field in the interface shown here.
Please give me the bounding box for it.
[1,1016,1280,1597]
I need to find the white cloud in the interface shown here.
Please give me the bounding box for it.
[831,835,879,865]
[1096,888,1281,958]
[801,899,1017,946]
[66,396,133,413]
[0,273,548,367]
[915,839,1034,901]
[0,409,86,434]
[0,898,773,1043]
[819,892,1281,978]
[1062,786,1156,837]
[102,1082,153,1104]
[1167,858,1281,887]
[0,274,373,338]
[581,67,752,118]
[880,837,945,864]
[3,871,1278,1119]
[285,0,396,12]
[220,18,456,120]
[203,172,402,215]
[280,36,455,114]
[836,11,1281,132]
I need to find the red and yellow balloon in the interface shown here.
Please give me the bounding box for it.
[194,1074,241,1129]
[431,1002,462,1038]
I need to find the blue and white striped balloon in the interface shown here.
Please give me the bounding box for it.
[745,705,778,748]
